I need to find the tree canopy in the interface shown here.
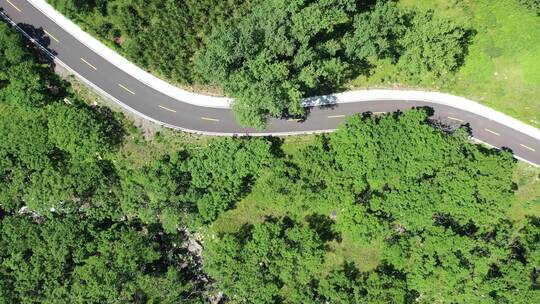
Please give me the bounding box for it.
[0,214,208,303]
[1,11,538,303]
[196,0,356,127]
[48,0,253,84]
[0,21,206,303]
[202,109,539,303]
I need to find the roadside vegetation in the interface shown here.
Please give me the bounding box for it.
[1,21,540,303]
[383,0,540,128]
[47,0,539,129]
[47,0,469,128]
[47,0,253,89]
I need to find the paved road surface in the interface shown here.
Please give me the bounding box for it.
[1,0,539,166]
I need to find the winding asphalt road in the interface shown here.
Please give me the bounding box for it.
[1,0,539,166]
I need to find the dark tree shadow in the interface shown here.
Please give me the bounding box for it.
[17,23,54,52]
[264,136,286,158]
[94,105,126,150]
[460,122,473,136]
[356,189,372,205]
[455,28,477,71]
[1,10,59,58]
[228,216,294,241]
[475,143,516,162]
[280,112,307,123]
[224,222,254,241]
[433,213,478,236]
[305,213,342,242]
[413,105,435,117]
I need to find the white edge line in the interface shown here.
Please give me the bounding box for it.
[0,11,335,136]
[26,0,231,108]
[21,0,540,143]
[1,11,538,168]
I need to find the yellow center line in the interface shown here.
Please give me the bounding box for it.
[327,114,346,118]
[118,83,135,95]
[520,144,536,152]
[44,30,59,43]
[200,117,220,122]
[158,105,176,113]
[484,128,500,136]
[6,0,21,12]
[80,57,97,70]
[447,116,464,122]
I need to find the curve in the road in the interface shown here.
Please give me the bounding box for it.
[0,0,539,166]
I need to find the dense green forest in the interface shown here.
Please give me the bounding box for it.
[1,20,540,303]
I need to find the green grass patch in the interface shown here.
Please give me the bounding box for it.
[323,237,382,274]
[509,162,540,221]
[210,192,287,234]
[280,134,317,155]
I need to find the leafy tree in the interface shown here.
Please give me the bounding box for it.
[0,215,205,303]
[2,15,535,303]
[398,10,469,78]
[325,110,515,232]
[47,103,119,159]
[47,0,108,16]
[0,22,122,216]
[0,23,55,107]
[197,0,357,127]
[48,0,473,128]
[204,217,326,303]
[484,216,540,303]
[317,265,409,303]
[186,137,274,223]
[49,0,253,84]
[345,1,406,63]
[211,110,521,302]
[0,19,210,304]
[381,216,540,303]
[119,152,190,231]
[383,225,505,303]
[0,104,115,215]
[205,216,412,304]
[346,3,470,79]
[0,106,52,170]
